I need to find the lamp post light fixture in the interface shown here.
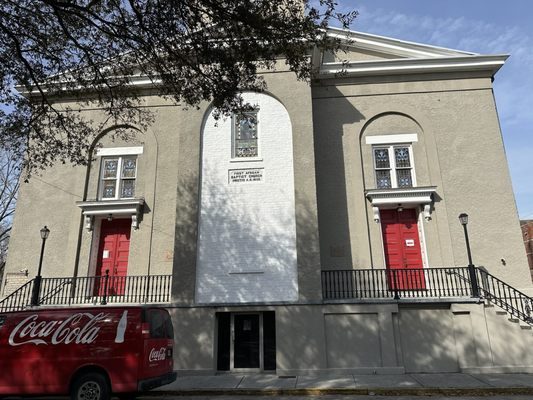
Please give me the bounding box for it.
[30,226,50,306]
[458,213,479,297]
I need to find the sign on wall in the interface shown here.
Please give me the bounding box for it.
[228,168,264,184]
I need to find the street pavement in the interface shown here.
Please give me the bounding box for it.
[152,372,533,395]
[6,372,533,399]
[143,373,533,400]
[139,397,533,400]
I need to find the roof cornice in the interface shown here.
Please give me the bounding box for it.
[319,54,508,78]
[326,27,476,58]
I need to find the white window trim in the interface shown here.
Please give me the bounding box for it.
[231,111,261,161]
[373,144,417,189]
[98,156,137,200]
[96,146,144,156]
[366,133,418,145]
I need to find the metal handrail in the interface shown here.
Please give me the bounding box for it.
[38,280,72,304]
[476,267,533,324]
[0,273,173,312]
[322,267,474,300]
[0,279,35,312]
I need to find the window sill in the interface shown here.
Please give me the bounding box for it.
[229,157,263,163]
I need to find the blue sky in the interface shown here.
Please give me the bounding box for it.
[336,0,532,219]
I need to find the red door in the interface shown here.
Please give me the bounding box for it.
[95,218,131,296]
[380,208,425,290]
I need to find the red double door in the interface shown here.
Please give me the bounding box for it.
[95,219,131,296]
[380,209,425,290]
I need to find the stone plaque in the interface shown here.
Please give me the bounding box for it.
[229,168,264,184]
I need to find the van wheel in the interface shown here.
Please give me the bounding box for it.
[71,372,110,400]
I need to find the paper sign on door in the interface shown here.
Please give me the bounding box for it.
[103,249,110,258]
[405,239,415,247]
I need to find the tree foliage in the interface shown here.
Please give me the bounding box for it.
[0,0,356,175]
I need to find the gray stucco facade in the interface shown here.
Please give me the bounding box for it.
[2,28,531,374]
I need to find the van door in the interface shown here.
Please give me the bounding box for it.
[141,309,174,379]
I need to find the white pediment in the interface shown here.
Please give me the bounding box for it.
[321,27,508,78]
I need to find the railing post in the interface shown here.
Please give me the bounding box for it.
[144,275,151,303]
[468,264,480,298]
[30,276,42,306]
[101,270,109,305]
[393,270,400,300]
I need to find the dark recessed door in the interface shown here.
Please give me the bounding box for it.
[233,314,260,369]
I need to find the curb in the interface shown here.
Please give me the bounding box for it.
[145,386,533,396]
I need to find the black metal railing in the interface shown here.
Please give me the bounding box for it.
[0,272,172,312]
[322,267,474,300]
[476,267,533,324]
[0,279,35,312]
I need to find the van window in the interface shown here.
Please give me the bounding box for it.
[148,310,173,339]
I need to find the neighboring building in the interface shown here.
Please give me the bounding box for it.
[521,220,533,281]
[2,28,532,374]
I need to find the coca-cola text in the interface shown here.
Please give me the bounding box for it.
[149,347,166,362]
[8,312,108,346]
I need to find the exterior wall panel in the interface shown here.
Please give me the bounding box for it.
[196,92,298,303]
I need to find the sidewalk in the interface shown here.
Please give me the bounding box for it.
[150,372,533,396]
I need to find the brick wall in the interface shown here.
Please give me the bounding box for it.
[2,270,29,298]
[196,92,298,303]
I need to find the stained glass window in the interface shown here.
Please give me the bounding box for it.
[234,111,258,158]
[102,181,116,199]
[373,145,414,189]
[103,159,118,179]
[396,169,413,187]
[374,149,390,169]
[121,158,136,178]
[394,147,411,168]
[376,170,392,189]
[100,156,137,199]
[121,180,135,198]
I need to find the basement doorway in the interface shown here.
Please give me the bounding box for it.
[216,311,276,372]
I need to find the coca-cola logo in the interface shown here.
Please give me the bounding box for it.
[149,347,166,362]
[9,312,108,346]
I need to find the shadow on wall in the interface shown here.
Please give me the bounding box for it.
[171,170,322,303]
[323,312,383,368]
[396,305,492,373]
[167,171,326,371]
[312,84,366,269]
[196,165,298,304]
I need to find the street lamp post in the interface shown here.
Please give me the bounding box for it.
[458,214,479,297]
[30,226,50,306]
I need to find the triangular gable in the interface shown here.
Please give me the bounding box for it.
[320,27,508,78]
[327,27,476,59]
